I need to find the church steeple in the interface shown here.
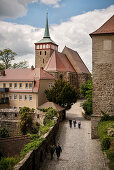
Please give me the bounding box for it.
[44,12,50,38]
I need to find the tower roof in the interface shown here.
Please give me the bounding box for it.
[90,15,114,36]
[36,13,57,45]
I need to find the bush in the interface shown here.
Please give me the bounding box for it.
[0,157,19,170]
[43,108,58,125]
[100,111,114,121]
[82,98,92,115]
[101,138,111,150]
[0,128,9,138]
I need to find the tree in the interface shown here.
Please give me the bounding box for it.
[45,79,78,110]
[12,61,28,69]
[80,78,92,115]
[0,63,5,71]
[0,49,16,69]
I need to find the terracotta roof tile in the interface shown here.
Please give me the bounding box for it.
[63,47,90,74]
[44,51,76,72]
[90,15,114,35]
[38,102,65,111]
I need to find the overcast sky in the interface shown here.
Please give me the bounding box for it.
[0,0,114,72]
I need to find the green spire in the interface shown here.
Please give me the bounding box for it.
[44,12,50,38]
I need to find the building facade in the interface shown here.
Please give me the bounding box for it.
[90,15,114,138]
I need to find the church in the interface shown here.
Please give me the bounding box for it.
[35,13,90,89]
[0,13,90,109]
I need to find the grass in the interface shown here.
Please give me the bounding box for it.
[98,121,114,170]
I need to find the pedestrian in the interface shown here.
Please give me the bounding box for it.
[69,119,72,128]
[73,120,77,128]
[55,143,62,160]
[78,121,81,129]
[49,144,55,160]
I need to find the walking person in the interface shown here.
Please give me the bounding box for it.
[78,121,81,129]
[73,120,77,128]
[55,143,62,160]
[69,119,72,128]
[49,144,55,160]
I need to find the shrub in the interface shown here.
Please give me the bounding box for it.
[0,157,19,170]
[100,111,114,121]
[101,138,111,150]
[82,98,92,115]
[0,128,9,138]
[43,108,58,125]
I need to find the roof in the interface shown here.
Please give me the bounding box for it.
[44,51,76,72]
[90,15,114,36]
[62,46,90,74]
[0,68,55,82]
[38,102,65,111]
[36,37,57,45]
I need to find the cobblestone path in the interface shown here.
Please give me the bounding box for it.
[39,100,107,170]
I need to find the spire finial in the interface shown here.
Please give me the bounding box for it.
[44,10,50,38]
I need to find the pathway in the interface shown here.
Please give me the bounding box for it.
[39,100,107,170]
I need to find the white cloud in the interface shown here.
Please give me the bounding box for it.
[0,0,62,19]
[0,5,114,71]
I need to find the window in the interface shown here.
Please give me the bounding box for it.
[40,45,42,49]
[45,51,46,55]
[46,44,48,48]
[29,95,32,101]
[19,94,22,100]
[25,83,28,88]
[43,44,45,49]
[19,83,22,88]
[3,83,6,88]
[14,94,17,100]
[43,59,44,63]
[24,95,27,101]
[37,45,39,49]
[9,83,12,88]
[40,51,42,55]
[103,40,111,50]
[49,82,53,88]
[29,83,32,88]
[9,94,12,100]
[14,83,17,88]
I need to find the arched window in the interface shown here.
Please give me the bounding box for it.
[45,51,46,55]
[40,51,42,55]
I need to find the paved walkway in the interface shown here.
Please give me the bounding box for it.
[39,100,107,170]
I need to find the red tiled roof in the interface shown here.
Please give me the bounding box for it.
[0,68,55,82]
[63,47,90,74]
[90,15,114,36]
[38,102,65,111]
[44,51,76,72]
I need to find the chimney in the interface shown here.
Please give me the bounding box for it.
[31,65,34,70]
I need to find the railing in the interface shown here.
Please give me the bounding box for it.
[0,88,9,92]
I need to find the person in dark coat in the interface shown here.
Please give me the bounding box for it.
[73,120,77,128]
[78,121,81,129]
[69,119,72,128]
[55,143,62,160]
[49,144,55,160]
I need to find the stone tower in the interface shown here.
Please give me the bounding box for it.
[90,15,114,138]
[35,13,58,68]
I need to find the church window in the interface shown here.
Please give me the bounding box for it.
[103,40,111,50]
[43,44,45,49]
[40,45,42,49]
[40,51,42,55]
[45,51,46,55]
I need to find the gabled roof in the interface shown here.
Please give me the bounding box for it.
[90,15,114,36]
[62,46,90,74]
[0,68,55,82]
[38,102,65,111]
[44,51,76,72]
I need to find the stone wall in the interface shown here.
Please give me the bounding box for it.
[91,115,101,139]
[14,121,59,170]
[0,135,30,157]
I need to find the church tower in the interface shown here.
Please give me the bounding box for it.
[35,13,58,68]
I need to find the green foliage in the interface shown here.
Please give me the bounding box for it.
[101,138,111,150]
[0,157,19,170]
[20,137,45,158]
[45,79,78,110]
[0,63,5,71]
[0,128,9,138]
[100,111,114,121]
[0,48,16,69]
[80,77,92,116]
[19,107,34,135]
[12,61,28,69]
[39,125,50,135]
[43,108,58,125]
